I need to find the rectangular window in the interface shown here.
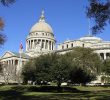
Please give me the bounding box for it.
[42,42,44,48]
[67,44,68,48]
[62,45,64,49]
[71,43,73,47]
[82,44,84,47]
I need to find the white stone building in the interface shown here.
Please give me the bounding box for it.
[57,35,110,60]
[0,11,110,83]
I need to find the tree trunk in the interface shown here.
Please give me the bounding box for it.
[80,83,86,86]
[57,81,61,92]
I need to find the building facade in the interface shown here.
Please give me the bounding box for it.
[0,11,110,83]
[57,35,110,60]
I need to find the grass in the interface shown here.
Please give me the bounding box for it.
[0,85,110,100]
[75,86,110,91]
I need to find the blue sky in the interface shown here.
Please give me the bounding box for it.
[0,0,110,56]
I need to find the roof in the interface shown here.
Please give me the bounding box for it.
[79,36,102,42]
[0,51,30,60]
[12,52,30,59]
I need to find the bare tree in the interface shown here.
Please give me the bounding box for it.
[0,18,5,46]
[1,63,17,84]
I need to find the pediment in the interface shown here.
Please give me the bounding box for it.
[1,51,15,59]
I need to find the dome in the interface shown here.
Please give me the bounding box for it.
[79,35,102,43]
[30,22,53,33]
[30,11,53,33]
[79,36,102,42]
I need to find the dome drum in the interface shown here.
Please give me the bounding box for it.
[28,31,54,38]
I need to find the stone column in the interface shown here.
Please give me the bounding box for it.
[29,40,30,49]
[28,41,29,50]
[6,61,8,65]
[9,60,11,66]
[30,40,32,49]
[41,39,43,49]
[52,42,54,50]
[28,40,30,50]
[48,41,50,50]
[13,60,15,66]
[47,40,49,50]
[51,42,53,50]
[45,40,48,49]
[27,40,29,51]
[8,60,9,65]
[53,42,55,50]
[44,40,46,49]
[33,39,34,49]
[43,40,45,49]
[50,41,51,50]
[52,42,53,50]
[11,60,13,66]
[104,53,106,60]
[26,41,27,51]
[13,60,17,78]
[40,39,42,49]
[28,40,29,50]
[36,39,38,45]
[31,40,33,49]
[34,39,36,47]
[41,40,44,50]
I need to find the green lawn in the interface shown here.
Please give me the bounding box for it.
[0,85,110,100]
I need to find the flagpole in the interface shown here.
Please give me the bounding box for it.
[18,42,23,83]
[19,42,23,70]
[20,49,22,69]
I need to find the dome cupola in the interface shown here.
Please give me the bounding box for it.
[30,10,53,34]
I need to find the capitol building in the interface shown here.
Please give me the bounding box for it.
[0,11,110,83]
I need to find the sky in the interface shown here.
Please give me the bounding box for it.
[0,0,110,56]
